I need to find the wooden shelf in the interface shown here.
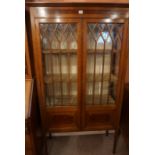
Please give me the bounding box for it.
[44,74,77,83]
[87,73,117,82]
[86,94,115,104]
[43,49,120,54]
[46,95,77,106]
[44,73,116,83]
[43,49,77,54]
[87,49,120,54]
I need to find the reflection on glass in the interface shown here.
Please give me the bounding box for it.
[105,36,112,50]
[97,37,104,49]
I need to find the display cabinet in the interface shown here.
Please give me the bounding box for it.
[27,3,128,153]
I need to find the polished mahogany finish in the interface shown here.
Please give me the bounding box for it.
[26,0,128,7]
[26,0,128,3]
[27,4,128,153]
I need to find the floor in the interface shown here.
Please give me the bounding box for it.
[47,133,129,155]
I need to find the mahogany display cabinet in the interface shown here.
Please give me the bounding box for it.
[26,1,129,153]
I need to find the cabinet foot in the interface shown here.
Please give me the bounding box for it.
[48,132,52,139]
[113,129,120,154]
[45,138,48,155]
[106,130,109,136]
[42,132,48,155]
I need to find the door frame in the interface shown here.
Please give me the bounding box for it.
[30,13,83,131]
[81,18,128,130]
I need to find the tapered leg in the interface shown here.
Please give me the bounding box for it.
[113,129,119,154]
[118,128,121,136]
[106,130,109,136]
[48,132,52,139]
[42,132,48,155]
[44,137,48,155]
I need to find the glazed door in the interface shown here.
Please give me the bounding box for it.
[82,19,127,130]
[33,19,82,131]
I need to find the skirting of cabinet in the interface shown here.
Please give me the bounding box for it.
[46,109,80,132]
[46,108,116,132]
[84,111,115,129]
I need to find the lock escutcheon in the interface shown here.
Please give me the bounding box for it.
[78,10,83,14]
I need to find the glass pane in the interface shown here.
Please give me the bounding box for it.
[62,82,68,95]
[94,82,101,95]
[40,23,78,107]
[71,82,77,105]
[70,55,77,75]
[97,37,104,50]
[87,55,94,75]
[44,54,51,75]
[61,55,68,75]
[105,35,112,50]
[104,55,111,74]
[86,82,93,105]
[86,23,123,105]
[96,55,103,75]
[71,82,77,96]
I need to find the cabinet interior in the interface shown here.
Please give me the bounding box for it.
[39,22,123,107]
